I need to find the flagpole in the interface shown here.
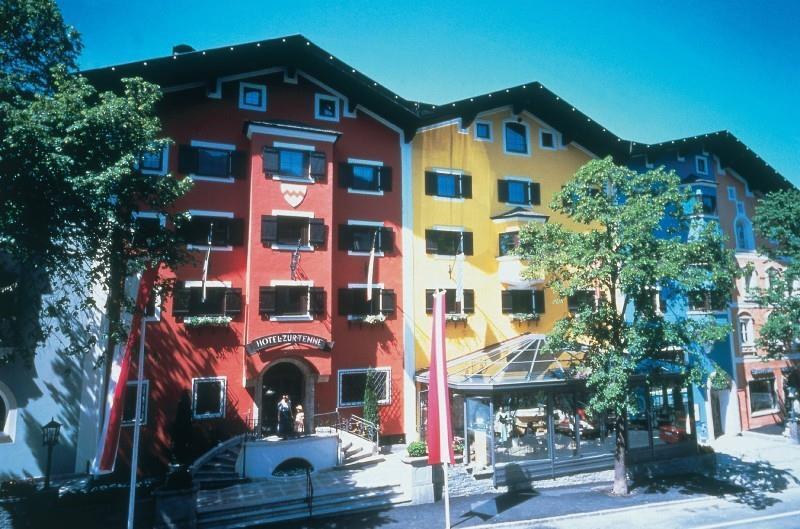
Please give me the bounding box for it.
[127,317,147,529]
[443,461,451,529]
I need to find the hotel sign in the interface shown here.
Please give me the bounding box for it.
[246,333,333,355]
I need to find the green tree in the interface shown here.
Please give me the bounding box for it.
[752,189,800,357]
[363,369,381,432]
[517,157,737,495]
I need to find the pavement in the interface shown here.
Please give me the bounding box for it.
[261,431,800,529]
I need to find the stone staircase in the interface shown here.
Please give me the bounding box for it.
[191,435,247,489]
[339,429,384,469]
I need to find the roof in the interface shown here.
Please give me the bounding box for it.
[631,130,792,194]
[491,207,549,223]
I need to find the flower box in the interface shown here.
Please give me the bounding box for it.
[510,313,539,323]
[351,313,386,325]
[445,313,469,324]
[183,315,232,328]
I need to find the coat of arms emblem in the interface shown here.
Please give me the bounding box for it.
[280,183,307,208]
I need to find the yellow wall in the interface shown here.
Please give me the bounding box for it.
[411,108,594,368]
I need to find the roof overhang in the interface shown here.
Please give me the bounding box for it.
[245,120,341,143]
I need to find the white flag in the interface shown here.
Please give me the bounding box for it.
[201,222,213,302]
[454,232,465,305]
[366,229,377,301]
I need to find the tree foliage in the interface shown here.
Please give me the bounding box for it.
[517,157,737,493]
[363,369,381,429]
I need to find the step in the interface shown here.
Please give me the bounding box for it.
[213,452,239,463]
[202,461,236,470]
[195,468,240,477]
[344,445,363,459]
[339,454,385,469]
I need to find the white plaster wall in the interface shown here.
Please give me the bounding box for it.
[239,436,338,478]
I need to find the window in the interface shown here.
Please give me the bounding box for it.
[498,231,519,257]
[727,186,737,201]
[261,215,326,248]
[178,144,247,180]
[172,285,242,318]
[0,395,5,433]
[131,213,164,248]
[258,285,325,318]
[192,377,226,419]
[498,179,540,205]
[338,368,390,407]
[122,381,149,426]
[743,269,759,299]
[749,378,777,413]
[688,289,726,312]
[567,290,595,313]
[338,287,396,317]
[263,147,326,181]
[739,315,755,347]
[425,229,473,256]
[504,122,529,155]
[0,382,15,443]
[424,171,471,199]
[338,163,392,192]
[539,129,556,149]
[735,218,754,251]
[425,289,475,315]
[239,82,267,111]
[693,190,717,215]
[183,215,243,247]
[339,225,394,253]
[766,268,780,289]
[501,289,546,314]
[139,145,169,175]
[695,155,709,175]
[315,94,340,121]
[474,121,492,141]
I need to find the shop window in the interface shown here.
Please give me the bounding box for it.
[425,229,473,256]
[262,147,327,181]
[425,289,475,315]
[183,215,244,247]
[259,285,325,318]
[339,163,391,192]
[492,391,549,464]
[498,179,540,206]
[172,285,242,318]
[178,144,247,180]
[239,82,267,111]
[424,171,472,199]
[261,215,326,248]
[339,225,394,253]
[650,383,690,446]
[504,122,529,155]
[122,380,149,426]
[338,368,390,407]
[498,232,519,257]
[338,287,396,317]
[192,377,226,419]
[501,289,546,314]
[749,378,777,413]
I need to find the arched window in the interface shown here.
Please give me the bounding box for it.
[0,381,16,443]
[738,314,755,348]
[734,218,754,251]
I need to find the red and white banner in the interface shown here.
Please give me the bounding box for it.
[427,290,454,466]
[92,271,154,475]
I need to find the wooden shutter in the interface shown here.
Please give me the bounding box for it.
[380,289,396,315]
[172,285,191,316]
[261,215,278,244]
[530,182,541,205]
[338,224,352,251]
[338,163,353,188]
[338,288,353,316]
[309,287,326,315]
[229,150,248,179]
[262,147,280,174]
[425,230,438,254]
[309,218,326,246]
[533,290,546,313]
[259,287,276,315]
[425,289,435,314]
[463,290,475,313]
[309,152,327,181]
[498,180,510,203]
[224,288,242,315]
[462,232,474,255]
[379,166,392,191]
[228,218,245,246]
[178,145,198,174]
[379,227,394,253]
[425,171,437,196]
[501,290,513,313]
[460,175,472,199]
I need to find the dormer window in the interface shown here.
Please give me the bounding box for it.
[315,94,340,122]
[239,83,267,111]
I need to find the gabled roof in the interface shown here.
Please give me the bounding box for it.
[490,207,549,223]
[630,130,792,194]
[81,34,420,138]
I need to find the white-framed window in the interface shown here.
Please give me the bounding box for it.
[744,268,759,300]
[424,169,471,199]
[338,368,391,408]
[139,145,170,175]
[498,177,540,206]
[261,212,326,250]
[339,284,397,319]
[503,120,530,156]
[0,381,17,443]
[765,267,781,289]
[474,121,493,142]
[192,377,227,420]
[738,314,755,348]
[341,159,391,195]
[185,210,240,251]
[727,186,737,201]
[259,281,325,321]
[315,93,340,122]
[239,82,267,111]
[695,155,709,175]
[122,380,149,426]
[539,128,557,150]
[181,140,242,183]
[735,217,755,251]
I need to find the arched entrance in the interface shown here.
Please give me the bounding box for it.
[260,361,305,436]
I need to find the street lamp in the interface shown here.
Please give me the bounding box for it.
[42,418,61,489]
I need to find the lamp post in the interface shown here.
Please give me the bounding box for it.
[42,418,61,489]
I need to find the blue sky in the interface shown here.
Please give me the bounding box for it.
[59,0,800,186]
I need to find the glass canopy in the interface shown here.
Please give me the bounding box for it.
[416,333,585,391]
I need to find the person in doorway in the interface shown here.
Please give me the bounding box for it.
[277,394,293,439]
[294,405,305,435]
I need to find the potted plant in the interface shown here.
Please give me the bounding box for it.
[445,313,468,324]
[362,313,386,325]
[510,312,539,323]
[183,315,232,328]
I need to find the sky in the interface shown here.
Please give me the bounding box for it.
[59,0,800,186]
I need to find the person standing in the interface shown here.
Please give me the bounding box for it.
[294,405,305,435]
[277,394,293,439]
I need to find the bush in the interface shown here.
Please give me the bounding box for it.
[0,479,37,499]
[453,437,465,453]
[407,441,427,457]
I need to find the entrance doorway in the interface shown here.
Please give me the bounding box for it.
[711,389,724,438]
[261,362,304,436]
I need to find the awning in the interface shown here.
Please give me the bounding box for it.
[415,333,585,392]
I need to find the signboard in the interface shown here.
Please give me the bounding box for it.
[246,333,333,355]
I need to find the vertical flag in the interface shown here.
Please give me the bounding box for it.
[290,238,302,280]
[454,232,465,306]
[427,290,454,465]
[201,222,213,302]
[366,229,377,301]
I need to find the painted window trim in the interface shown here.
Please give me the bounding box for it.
[337,367,392,407]
[502,120,531,157]
[727,186,737,201]
[238,82,267,112]
[345,158,385,195]
[266,281,315,321]
[314,93,340,122]
[473,120,493,142]
[139,145,170,176]
[183,280,232,288]
[192,376,227,420]
[188,140,237,183]
[501,176,535,206]
[0,381,17,444]
[695,155,709,175]
[121,380,150,426]
[738,314,755,348]
[538,128,558,150]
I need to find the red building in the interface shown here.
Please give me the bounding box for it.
[85,35,418,473]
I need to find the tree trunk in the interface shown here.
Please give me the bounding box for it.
[612,411,629,495]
